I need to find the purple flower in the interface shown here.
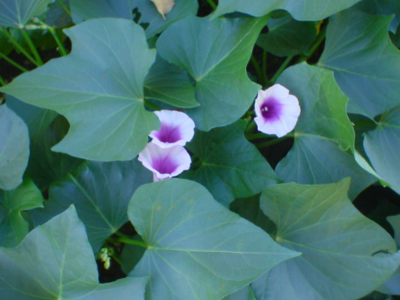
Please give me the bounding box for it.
[254,84,301,137]
[138,142,191,182]
[150,110,195,148]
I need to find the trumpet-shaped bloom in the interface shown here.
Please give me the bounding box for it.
[150,110,195,148]
[138,142,191,182]
[254,84,301,137]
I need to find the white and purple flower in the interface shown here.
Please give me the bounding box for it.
[150,110,195,148]
[138,142,191,182]
[254,84,301,137]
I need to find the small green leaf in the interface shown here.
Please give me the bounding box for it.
[275,63,375,199]
[0,0,54,27]
[30,159,152,251]
[157,15,267,131]
[253,179,400,300]
[128,179,299,300]
[212,0,362,21]
[319,9,400,118]
[0,206,148,299]
[0,176,43,247]
[1,18,160,161]
[0,104,29,190]
[182,120,279,206]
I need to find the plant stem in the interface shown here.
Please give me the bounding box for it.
[21,29,43,66]
[33,19,68,56]
[56,0,72,16]
[115,232,147,248]
[255,133,294,148]
[270,55,293,83]
[2,29,40,67]
[206,0,217,10]
[251,55,263,84]
[0,52,28,72]
[308,26,326,59]
[144,100,161,110]
[0,75,5,86]
[110,253,122,265]
[245,120,256,133]
[262,50,268,84]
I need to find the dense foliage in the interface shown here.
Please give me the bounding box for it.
[1,0,400,299]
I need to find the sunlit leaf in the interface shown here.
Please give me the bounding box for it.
[0,176,43,247]
[319,9,400,118]
[181,120,279,206]
[1,18,160,161]
[0,206,147,299]
[0,104,29,190]
[0,0,53,27]
[253,179,400,300]
[128,179,299,300]
[157,15,268,131]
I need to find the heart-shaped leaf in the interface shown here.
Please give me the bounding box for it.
[275,63,375,199]
[0,206,147,299]
[319,9,400,118]
[0,104,29,190]
[212,0,362,21]
[1,18,160,161]
[157,15,267,131]
[0,176,43,247]
[128,179,299,300]
[30,159,152,251]
[252,179,400,300]
[0,0,54,27]
[181,120,279,206]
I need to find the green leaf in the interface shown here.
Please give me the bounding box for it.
[181,120,279,206]
[30,159,152,251]
[0,104,29,190]
[6,94,57,144]
[0,176,43,247]
[144,55,198,108]
[26,116,84,189]
[1,18,160,161]
[275,63,375,199]
[70,0,198,38]
[120,235,147,274]
[0,28,13,55]
[257,16,316,57]
[364,106,400,194]
[212,0,362,21]
[222,285,257,300]
[45,0,73,28]
[128,179,300,300]
[253,179,400,300]
[0,206,148,299]
[157,15,267,131]
[319,9,400,119]
[0,0,53,27]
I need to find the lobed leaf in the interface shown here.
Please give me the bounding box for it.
[0,0,54,27]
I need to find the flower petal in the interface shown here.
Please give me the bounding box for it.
[149,110,195,148]
[138,142,191,181]
[254,84,300,137]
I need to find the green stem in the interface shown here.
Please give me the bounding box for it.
[0,52,28,72]
[262,51,268,85]
[0,75,5,86]
[33,19,68,56]
[3,29,39,67]
[251,55,263,84]
[56,0,71,16]
[245,120,256,134]
[255,133,294,148]
[270,55,293,83]
[206,0,217,10]
[115,232,147,248]
[308,26,326,59]
[144,100,161,111]
[21,29,43,66]
[110,253,122,265]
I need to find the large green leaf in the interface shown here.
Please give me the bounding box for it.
[212,0,362,21]
[0,104,29,190]
[30,159,152,252]
[0,206,147,299]
[1,18,160,161]
[144,55,198,108]
[275,63,375,199]
[252,179,400,300]
[157,15,267,131]
[319,9,400,118]
[27,116,84,189]
[0,176,43,247]
[128,179,300,300]
[257,15,316,57]
[222,285,257,300]
[0,0,53,27]
[181,120,279,206]
[364,106,400,195]
[70,0,198,38]
[6,94,57,144]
